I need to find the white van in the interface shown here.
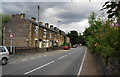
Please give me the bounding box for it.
[0,46,10,65]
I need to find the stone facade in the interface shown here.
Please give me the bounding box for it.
[3,13,36,47]
[3,13,70,48]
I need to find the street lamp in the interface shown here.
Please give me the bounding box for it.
[58,20,61,29]
[57,20,61,47]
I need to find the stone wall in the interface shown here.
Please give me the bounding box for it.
[4,15,32,47]
[7,47,63,54]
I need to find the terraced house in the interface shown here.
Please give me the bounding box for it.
[3,13,69,48]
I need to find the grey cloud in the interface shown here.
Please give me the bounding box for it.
[57,11,88,24]
[2,2,105,33]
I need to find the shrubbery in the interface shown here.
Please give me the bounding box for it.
[84,12,120,65]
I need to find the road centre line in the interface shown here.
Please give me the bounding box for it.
[58,55,67,60]
[21,59,28,61]
[24,61,55,75]
[77,48,87,76]
[30,57,36,60]
[37,56,41,58]
[8,62,16,64]
[43,55,47,56]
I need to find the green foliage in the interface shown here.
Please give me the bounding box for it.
[62,43,71,46]
[2,14,12,25]
[66,30,85,45]
[84,11,120,64]
[67,30,78,45]
[88,11,97,26]
[101,1,120,19]
[0,14,11,45]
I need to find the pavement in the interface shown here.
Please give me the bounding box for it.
[1,46,104,76]
[80,50,101,75]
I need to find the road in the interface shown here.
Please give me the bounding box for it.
[2,46,87,75]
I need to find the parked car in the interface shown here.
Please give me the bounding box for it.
[73,44,78,48]
[63,46,70,50]
[0,46,10,65]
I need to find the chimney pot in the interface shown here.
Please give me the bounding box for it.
[39,22,43,25]
[45,23,49,28]
[12,14,15,17]
[54,27,57,31]
[31,17,36,22]
[50,25,53,30]
[20,13,25,19]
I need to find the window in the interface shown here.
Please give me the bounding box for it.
[0,47,6,52]
[43,29,47,38]
[50,33,52,38]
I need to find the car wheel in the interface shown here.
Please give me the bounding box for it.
[2,58,7,65]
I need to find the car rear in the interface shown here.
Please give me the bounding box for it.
[63,46,70,50]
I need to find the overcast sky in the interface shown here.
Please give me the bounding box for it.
[1,0,109,34]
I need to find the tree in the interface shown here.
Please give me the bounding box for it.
[88,11,97,26]
[101,1,120,19]
[78,34,86,45]
[0,14,11,45]
[67,30,78,45]
[66,30,85,45]
[84,11,120,65]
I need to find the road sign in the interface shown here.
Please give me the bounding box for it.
[9,33,14,38]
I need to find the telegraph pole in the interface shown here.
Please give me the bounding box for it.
[36,5,40,50]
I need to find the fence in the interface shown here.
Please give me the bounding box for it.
[6,46,63,54]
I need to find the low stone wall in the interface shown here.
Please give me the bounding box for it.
[107,59,120,75]
[7,46,63,54]
[94,54,120,75]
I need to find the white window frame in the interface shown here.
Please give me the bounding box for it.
[50,33,52,38]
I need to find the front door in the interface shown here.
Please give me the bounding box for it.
[39,41,42,48]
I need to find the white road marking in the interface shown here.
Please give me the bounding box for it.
[21,59,28,61]
[77,48,87,76]
[24,61,55,75]
[8,62,16,64]
[43,55,47,56]
[30,57,36,60]
[37,56,41,58]
[58,55,67,60]
[74,51,77,52]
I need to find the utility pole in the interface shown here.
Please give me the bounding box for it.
[36,5,40,51]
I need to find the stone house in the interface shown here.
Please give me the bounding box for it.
[3,13,69,48]
[3,13,36,47]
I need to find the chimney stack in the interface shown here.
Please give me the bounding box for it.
[39,22,43,25]
[45,23,49,28]
[31,17,36,22]
[54,27,57,31]
[50,25,53,30]
[12,14,15,17]
[20,13,25,19]
[57,28,59,32]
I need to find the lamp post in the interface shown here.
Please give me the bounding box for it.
[58,20,61,29]
[58,20,61,46]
